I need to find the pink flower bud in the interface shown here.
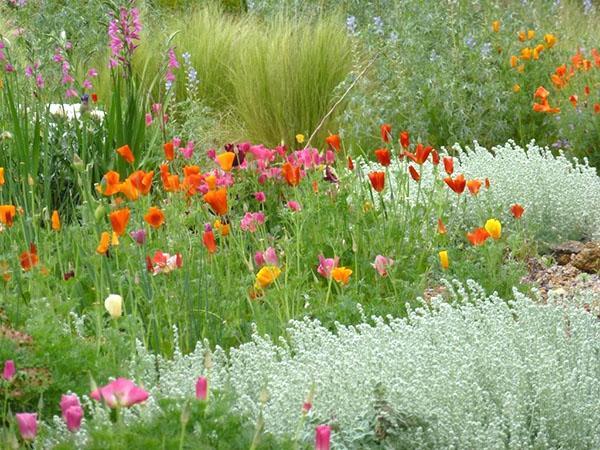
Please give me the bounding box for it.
[196,376,208,401]
[15,413,37,441]
[2,360,15,380]
[65,405,83,432]
[315,424,331,450]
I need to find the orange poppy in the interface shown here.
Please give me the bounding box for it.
[144,206,165,228]
[20,243,39,271]
[202,228,217,254]
[467,227,491,246]
[347,156,354,171]
[216,152,235,172]
[408,165,420,182]
[569,95,578,107]
[96,232,111,254]
[116,145,135,164]
[0,205,16,227]
[510,203,525,219]
[118,178,140,201]
[0,167,4,185]
[160,165,181,192]
[466,179,482,195]
[374,148,391,166]
[282,162,301,186]
[437,218,447,234]
[485,178,491,189]
[399,131,409,149]
[533,99,560,114]
[595,103,600,114]
[164,141,174,161]
[443,156,454,175]
[380,123,392,142]
[325,134,341,151]
[204,174,217,190]
[444,174,466,194]
[368,171,385,192]
[100,171,121,196]
[51,210,61,231]
[128,170,153,195]
[431,150,440,165]
[404,144,432,165]
[534,86,549,100]
[203,188,228,215]
[109,208,130,236]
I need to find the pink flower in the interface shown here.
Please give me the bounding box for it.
[302,402,312,413]
[82,79,93,90]
[64,405,83,432]
[129,229,147,245]
[88,68,98,77]
[149,251,182,275]
[180,141,194,159]
[195,376,208,400]
[240,212,265,233]
[3,360,15,380]
[15,413,37,441]
[254,251,266,267]
[255,247,278,267]
[145,113,153,127]
[325,150,335,165]
[287,200,302,212]
[254,191,266,203]
[315,425,331,450]
[60,394,80,419]
[206,148,216,160]
[317,255,339,279]
[371,255,394,277]
[90,378,149,408]
[152,103,162,114]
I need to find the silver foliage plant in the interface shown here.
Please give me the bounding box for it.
[123,281,600,449]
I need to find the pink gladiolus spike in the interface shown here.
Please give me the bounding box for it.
[15,413,37,441]
[90,377,149,408]
[3,360,15,380]
[64,405,84,432]
[315,425,331,450]
[196,376,208,400]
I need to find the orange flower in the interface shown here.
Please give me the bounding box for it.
[533,99,560,114]
[216,152,235,172]
[116,144,135,164]
[518,31,526,42]
[100,171,121,196]
[443,156,454,175]
[534,86,549,100]
[595,103,600,114]
[347,156,354,171]
[399,131,410,149]
[405,144,432,165]
[204,174,217,190]
[527,29,535,40]
[466,179,482,195]
[408,165,420,182]
[144,206,165,228]
[491,20,500,32]
[0,167,4,185]
[533,44,544,60]
[467,227,491,246]
[380,123,392,142]
[510,203,525,219]
[203,188,228,215]
[437,218,447,235]
[20,243,39,271]
[96,232,111,254]
[51,210,61,231]
[325,134,341,151]
[160,165,181,192]
[444,174,466,194]
[118,178,140,201]
[0,205,16,227]
[485,178,490,189]
[374,148,391,166]
[331,266,352,285]
[520,47,532,60]
[569,94,578,107]
[213,219,230,237]
[282,162,301,186]
[431,150,440,166]
[109,208,130,236]
[543,34,557,48]
[510,55,518,68]
[128,170,153,195]
[368,171,385,192]
[164,141,174,161]
[202,226,217,254]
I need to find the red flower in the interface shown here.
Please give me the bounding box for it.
[202,225,217,254]
[408,165,420,182]
[20,243,39,271]
[164,141,174,161]
[325,134,341,151]
[347,156,354,171]
[282,162,301,186]
[431,150,440,165]
[374,148,391,166]
[404,144,432,165]
[399,131,409,149]
[485,178,491,189]
[443,156,454,175]
[368,171,385,192]
[91,93,98,103]
[466,179,482,196]
[467,227,491,246]
[510,203,525,219]
[203,189,228,215]
[444,174,466,194]
[380,123,392,142]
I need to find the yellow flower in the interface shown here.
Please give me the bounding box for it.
[254,265,281,290]
[510,55,518,68]
[484,219,502,240]
[439,251,449,270]
[295,134,305,144]
[520,47,532,60]
[544,33,557,48]
[518,31,526,42]
[513,84,521,93]
[533,44,544,60]
[527,29,535,40]
[104,294,123,318]
[111,231,120,246]
[362,201,373,212]
[492,20,500,32]
[517,64,525,73]
[331,266,352,285]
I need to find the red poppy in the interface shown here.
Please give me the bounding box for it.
[431,150,440,165]
[325,134,341,151]
[374,148,391,166]
[404,144,432,165]
[116,145,135,164]
[164,141,174,161]
[510,203,525,219]
[444,174,466,194]
[203,188,228,215]
[282,162,301,186]
[368,171,385,192]
[408,165,420,182]
[380,123,392,142]
[0,205,16,227]
[594,103,600,114]
[202,227,217,254]
[20,243,39,271]
[91,93,98,103]
[467,228,491,246]
[399,131,409,149]
[347,156,354,171]
[466,179,482,195]
[569,95,578,107]
[443,156,454,175]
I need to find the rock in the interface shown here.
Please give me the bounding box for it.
[572,242,600,273]
[550,241,585,265]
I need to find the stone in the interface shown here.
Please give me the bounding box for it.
[550,240,585,265]
[572,242,600,273]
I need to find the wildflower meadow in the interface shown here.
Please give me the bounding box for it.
[1,0,599,448]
